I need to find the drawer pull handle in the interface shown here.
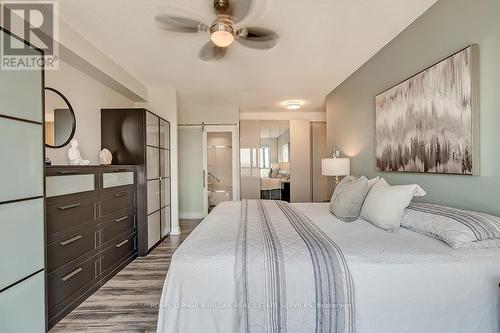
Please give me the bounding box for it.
[59,235,83,246]
[115,216,128,223]
[116,240,129,248]
[58,170,81,175]
[58,203,81,211]
[113,168,127,172]
[114,193,125,198]
[61,268,83,282]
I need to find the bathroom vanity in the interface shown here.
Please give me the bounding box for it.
[45,165,137,328]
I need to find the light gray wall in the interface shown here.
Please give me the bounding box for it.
[326,0,500,216]
[178,105,239,124]
[45,60,135,165]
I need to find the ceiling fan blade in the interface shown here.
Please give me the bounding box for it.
[155,14,207,33]
[228,0,254,23]
[236,27,279,49]
[199,42,227,61]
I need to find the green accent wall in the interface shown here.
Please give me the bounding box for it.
[326,0,500,216]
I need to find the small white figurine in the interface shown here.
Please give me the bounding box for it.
[100,148,113,165]
[68,139,90,165]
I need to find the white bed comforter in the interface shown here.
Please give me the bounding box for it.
[157,201,500,333]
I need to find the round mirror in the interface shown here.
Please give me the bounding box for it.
[44,87,76,148]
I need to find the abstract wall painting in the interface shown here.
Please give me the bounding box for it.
[375,45,479,175]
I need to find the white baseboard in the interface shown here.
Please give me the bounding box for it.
[170,227,181,236]
[180,211,206,219]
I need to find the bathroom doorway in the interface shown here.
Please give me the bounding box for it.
[202,125,240,214]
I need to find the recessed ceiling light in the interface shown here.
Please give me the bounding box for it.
[285,101,302,110]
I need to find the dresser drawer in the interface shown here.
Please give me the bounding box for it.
[101,233,137,273]
[46,173,97,199]
[47,196,98,235]
[100,189,135,217]
[47,227,98,272]
[48,256,97,310]
[101,211,137,245]
[102,170,135,189]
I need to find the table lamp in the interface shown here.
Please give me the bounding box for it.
[321,156,350,185]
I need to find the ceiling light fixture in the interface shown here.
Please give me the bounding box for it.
[210,20,235,47]
[285,101,302,110]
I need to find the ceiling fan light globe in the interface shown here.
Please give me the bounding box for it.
[210,22,234,47]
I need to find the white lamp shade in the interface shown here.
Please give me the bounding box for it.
[322,158,350,176]
[278,162,290,171]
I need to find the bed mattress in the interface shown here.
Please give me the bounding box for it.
[157,201,500,333]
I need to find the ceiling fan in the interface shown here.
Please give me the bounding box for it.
[155,0,279,61]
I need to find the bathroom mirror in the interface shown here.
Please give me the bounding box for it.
[44,87,76,148]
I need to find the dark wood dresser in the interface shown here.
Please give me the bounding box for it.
[45,165,138,328]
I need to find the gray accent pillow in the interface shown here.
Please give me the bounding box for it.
[329,176,369,222]
[270,168,280,178]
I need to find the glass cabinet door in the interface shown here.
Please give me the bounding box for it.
[146,113,171,246]
[160,207,170,237]
[146,112,161,250]
[146,112,159,147]
[159,119,171,238]
[159,119,170,149]
[160,149,170,178]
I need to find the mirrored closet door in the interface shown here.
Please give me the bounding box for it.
[239,120,291,202]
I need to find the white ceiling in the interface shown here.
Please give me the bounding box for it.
[52,0,437,113]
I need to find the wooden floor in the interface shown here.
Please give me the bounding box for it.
[50,219,201,333]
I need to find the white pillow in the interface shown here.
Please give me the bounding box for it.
[360,178,426,231]
[402,203,500,248]
[367,176,380,190]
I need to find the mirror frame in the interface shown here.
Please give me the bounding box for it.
[44,87,76,148]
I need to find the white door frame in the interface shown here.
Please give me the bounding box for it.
[202,125,240,215]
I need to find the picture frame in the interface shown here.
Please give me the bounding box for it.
[375,45,480,175]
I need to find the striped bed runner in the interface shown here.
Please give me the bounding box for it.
[236,200,355,333]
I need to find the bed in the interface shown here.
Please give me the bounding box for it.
[157,200,500,333]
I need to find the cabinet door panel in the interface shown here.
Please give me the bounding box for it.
[159,119,170,149]
[147,211,161,249]
[160,149,170,178]
[0,272,45,333]
[146,112,159,147]
[0,199,44,290]
[0,119,43,202]
[161,207,171,237]
[0,41,43,123]
[147,179,160,214]
[147,146,160,180]
[160,178,171,208]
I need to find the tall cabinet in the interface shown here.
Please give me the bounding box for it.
[0,28,46,332]
[101,109,171,256]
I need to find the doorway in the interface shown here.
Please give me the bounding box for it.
[202,125,240,214]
